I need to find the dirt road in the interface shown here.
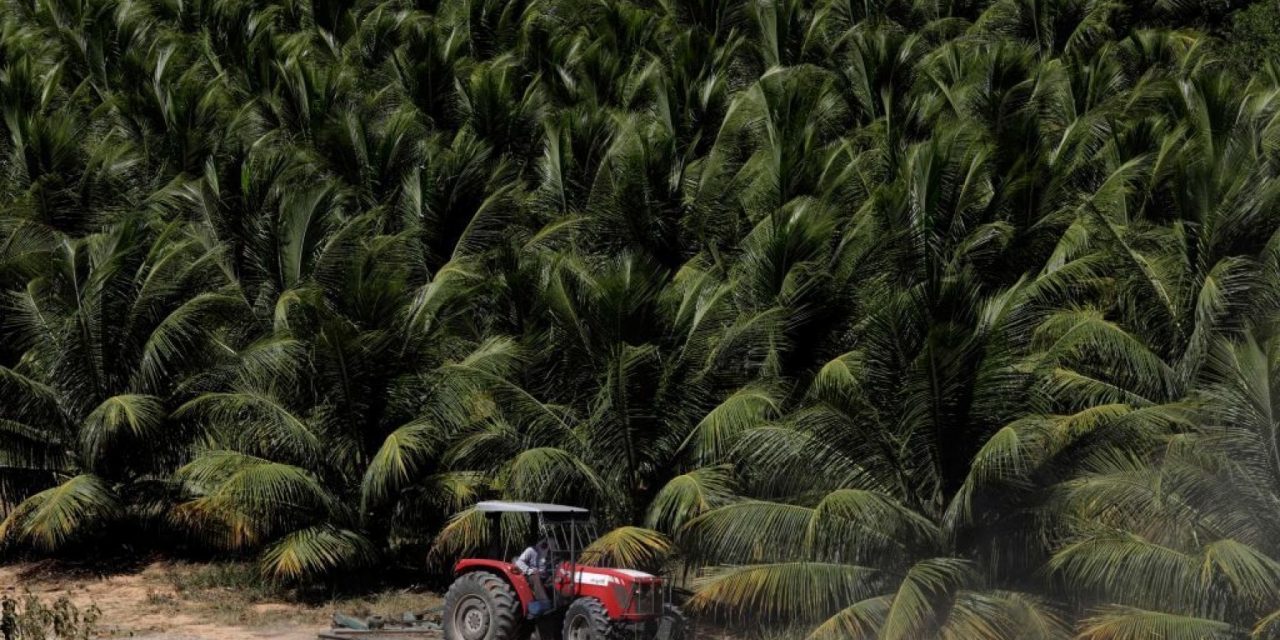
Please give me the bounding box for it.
[0,561,440,640]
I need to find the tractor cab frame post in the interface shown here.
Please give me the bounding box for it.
[519,509,598,611]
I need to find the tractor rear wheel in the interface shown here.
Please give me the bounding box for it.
[443,571,521,640]
[561,597,615,640]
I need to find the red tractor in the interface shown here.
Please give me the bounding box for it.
[442,501,686,640]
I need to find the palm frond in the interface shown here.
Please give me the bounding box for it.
[260,525,376,582]
[580,526,672,571]
[880,558,973,640]
[807,595,893,640]
[681,500,817,564]
[173,451,337,548]
[1076,606,1242,640]
[687,562,884,623]
[646,465,737,533]
[0,474,120,551]
[1049,532,1199,611]
[360,419,444,511]
[678,385,780,464]
[500,447,605,503]
[81,394,165,469]
[175,392,321,461]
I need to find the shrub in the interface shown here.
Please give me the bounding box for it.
[0,593,100,640]
[1222,0,1280,72]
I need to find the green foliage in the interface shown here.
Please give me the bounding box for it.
[3,0,1280,636]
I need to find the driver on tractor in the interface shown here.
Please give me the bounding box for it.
[514,538,552,606]
[444,502,686,640]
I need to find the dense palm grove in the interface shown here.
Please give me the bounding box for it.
[4,0,1280,634]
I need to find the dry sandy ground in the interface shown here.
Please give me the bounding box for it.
[0,561,442,640]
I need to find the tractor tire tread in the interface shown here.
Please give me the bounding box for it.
[443,571,521,640]
[562,597,616,640]
[660,604,687,640]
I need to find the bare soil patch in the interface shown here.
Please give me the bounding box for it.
[0,560,441,640]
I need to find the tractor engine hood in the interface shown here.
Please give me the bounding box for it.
[567,566,661,587]
[560,566,667,619]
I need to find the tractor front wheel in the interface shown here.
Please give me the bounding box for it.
[561,598,615,640]
[655,604,687,640]
[443,571,521,640]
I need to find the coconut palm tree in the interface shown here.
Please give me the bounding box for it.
[4,0,1280,632]
[0,217,242,550]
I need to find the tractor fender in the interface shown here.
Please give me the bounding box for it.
[453,559,536,615]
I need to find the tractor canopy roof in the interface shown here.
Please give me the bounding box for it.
[473,500,590,515]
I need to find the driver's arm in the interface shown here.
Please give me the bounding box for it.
[515,547,536,573]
